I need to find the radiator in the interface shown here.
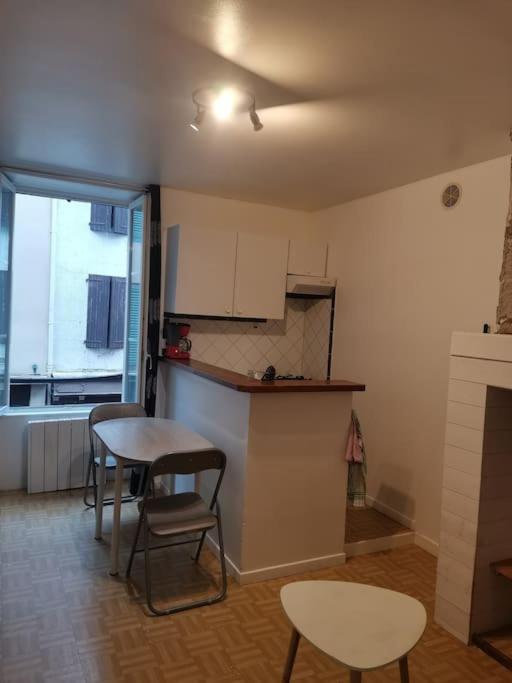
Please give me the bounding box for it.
[28,418,96,494]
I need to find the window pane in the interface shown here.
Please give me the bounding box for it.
[0,184,13,408]
[124,204,143,402]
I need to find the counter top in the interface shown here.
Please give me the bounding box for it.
[159,357,365,393]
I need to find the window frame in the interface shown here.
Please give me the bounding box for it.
[2,182,146,412]
[0,172,16,414]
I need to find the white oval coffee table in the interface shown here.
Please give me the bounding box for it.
[281,581,426,682]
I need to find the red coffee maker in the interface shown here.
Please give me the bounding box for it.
[164,322,192,359]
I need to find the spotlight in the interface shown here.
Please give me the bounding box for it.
[190,87,264,132]
[190,107,205,132]
[249,106,264,132]
[212,88,236,121]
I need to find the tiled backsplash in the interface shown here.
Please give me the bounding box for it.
[169,298,332,379]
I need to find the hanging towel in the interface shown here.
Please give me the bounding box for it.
[345,410,367,507]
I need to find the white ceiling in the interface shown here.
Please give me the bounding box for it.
[1,0,511,210]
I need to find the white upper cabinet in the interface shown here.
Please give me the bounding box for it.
[233,232,289,320]
[164,226,237,316]
[288,239,327,276]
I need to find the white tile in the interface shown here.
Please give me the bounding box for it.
[440,509,478,545]
[446,401,485,430]
[450,332,512,363]
[450,355,512,390]
[443,445,482,477]
[447,379,487,407]
[434,595,470,642]
[436,573,472,613]
[437,552,474,591]
[445,422,483,454]
[439,530,476,569]
[442,467,481,500]
[441,488,480,523]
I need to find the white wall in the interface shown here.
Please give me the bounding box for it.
[315,155,510,545]
[161,187,315,238]
[10,195,51,374]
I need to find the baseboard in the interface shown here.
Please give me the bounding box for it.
[204,535,346,585]
[414,532,439,557]
[365,495,416,530]
[344,531,415,558]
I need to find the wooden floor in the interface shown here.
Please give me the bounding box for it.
[345,505,410,543]
[1,490,511,683]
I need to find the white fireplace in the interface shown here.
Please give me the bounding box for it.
[435,332,512,643]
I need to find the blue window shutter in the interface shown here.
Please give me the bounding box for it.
[85,275,110,348]
[90,204,112,232]
[112,207,129,235]
[108,277,126,349]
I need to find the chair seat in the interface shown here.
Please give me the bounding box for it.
[141,492,217,537]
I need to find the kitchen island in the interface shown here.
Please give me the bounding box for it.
[157,357,365,583]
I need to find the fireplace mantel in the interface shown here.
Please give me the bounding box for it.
[435,331,512,644]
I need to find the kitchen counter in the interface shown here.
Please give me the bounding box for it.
[158,357,365,393]
[157,356,364,585]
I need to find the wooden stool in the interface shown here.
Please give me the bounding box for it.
[281,580,426,681]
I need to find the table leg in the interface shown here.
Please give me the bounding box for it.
[399,655,409,683]
[350,672,362,683]
[110,457,124,576]
[94,443,107,540]
[282,628,300,682]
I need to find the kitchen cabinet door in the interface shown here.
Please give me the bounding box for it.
[233,232,289,319]
[164,226,237,316]
[288,239,327,276]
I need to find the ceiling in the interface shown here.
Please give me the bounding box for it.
[1,0,512,210]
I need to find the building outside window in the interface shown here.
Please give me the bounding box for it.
[9,195,132,407]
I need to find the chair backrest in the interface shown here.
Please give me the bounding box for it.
[146,448,226,510]
[89,402,147,452]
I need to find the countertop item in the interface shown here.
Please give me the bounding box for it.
[159,357,365,393]
[281,580,426,680]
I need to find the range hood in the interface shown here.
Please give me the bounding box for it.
[286,274,336,297]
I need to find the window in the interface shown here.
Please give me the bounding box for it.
[85,275,126,350]
[5,192,145,408]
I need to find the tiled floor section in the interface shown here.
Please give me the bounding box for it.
[1,490,511,682]
[345,505,410,543]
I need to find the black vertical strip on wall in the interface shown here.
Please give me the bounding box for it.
[144,185,161,416]
[326,290,336,380]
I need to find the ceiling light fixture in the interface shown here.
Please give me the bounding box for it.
[212,88,237,121]
[191,87,264,132]
[190,107,206,132]
[249,106,263,132]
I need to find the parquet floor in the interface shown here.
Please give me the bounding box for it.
[345,506,410,543]
[1,490,511,683]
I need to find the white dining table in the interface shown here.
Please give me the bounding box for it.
[92,416,214,575]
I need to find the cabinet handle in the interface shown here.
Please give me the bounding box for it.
[225,308,231,314]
